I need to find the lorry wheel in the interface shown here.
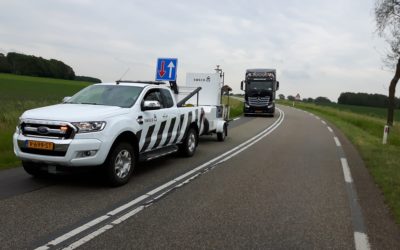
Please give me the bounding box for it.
[104,142,135,186]
[217,125,227,141]
[22,161,45,177]
[179,127,198,157]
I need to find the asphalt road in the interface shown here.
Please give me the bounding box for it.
[0,105,399,249]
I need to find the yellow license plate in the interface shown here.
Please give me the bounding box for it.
[27,140,54,150]
[255,110,263,113]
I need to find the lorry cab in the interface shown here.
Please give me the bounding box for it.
[241,69,279,116]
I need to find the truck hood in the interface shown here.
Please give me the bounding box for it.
[21,104,129,122]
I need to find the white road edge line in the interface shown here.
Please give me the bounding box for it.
[327,126,334,133]
[233,117,240,121]
[322,120,327,125]
[354,231,371,250]
[340,158,353,183]
[36,109,285,250]
[334,137,342,147]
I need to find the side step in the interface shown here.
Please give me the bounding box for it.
[139,145,179,161]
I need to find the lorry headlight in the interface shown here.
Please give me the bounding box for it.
[72,121,106,133]
[245,103,250,108]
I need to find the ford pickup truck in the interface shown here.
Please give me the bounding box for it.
[13,81,204,186]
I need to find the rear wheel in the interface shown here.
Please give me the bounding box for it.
[22,161,45,177]
[217,124,227,141]
[104,142,135,186]
[179,127,198,157]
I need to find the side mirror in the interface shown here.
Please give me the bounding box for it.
[142,100,161,110]
[63,96,71,103]
[276,81,280,90]
[240,81,244,91]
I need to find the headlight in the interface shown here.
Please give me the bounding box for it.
[245,103,250,108]
[72,121,106,133]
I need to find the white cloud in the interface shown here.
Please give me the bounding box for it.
[0,0,394,101]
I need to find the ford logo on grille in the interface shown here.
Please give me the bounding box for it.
[37,126,49,134]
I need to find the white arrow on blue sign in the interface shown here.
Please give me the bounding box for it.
[155,58,178,81]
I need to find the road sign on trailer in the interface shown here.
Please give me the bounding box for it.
[155,58,178,81]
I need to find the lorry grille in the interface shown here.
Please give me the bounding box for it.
[248,96,270,107]
[21,122,75,139]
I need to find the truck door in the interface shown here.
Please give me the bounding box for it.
[139,88,175,153]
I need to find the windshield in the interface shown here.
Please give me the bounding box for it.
[66,85,143,108]
[247,81,274,91]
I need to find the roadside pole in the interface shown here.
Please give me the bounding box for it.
[382,125,390,144]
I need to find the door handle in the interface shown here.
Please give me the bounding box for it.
[162,114,168,119]
[137,116,143,125]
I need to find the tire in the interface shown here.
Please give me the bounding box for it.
[104,142,135,186]
[22,161,45,177]
[179,127,198,157]
[217,124,227,142]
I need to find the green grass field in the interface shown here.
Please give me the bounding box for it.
[316,102,400,122]
[0,73,90,169]
[278,100,400,224]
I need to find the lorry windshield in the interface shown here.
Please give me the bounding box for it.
[65,85,143,108]
[247,81,274,91]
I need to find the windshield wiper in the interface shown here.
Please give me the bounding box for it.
[80,102,99,105]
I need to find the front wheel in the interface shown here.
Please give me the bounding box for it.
[179,127,198,157]
[104,142,135,186]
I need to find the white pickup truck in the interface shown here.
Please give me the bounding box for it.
[13,81,204,186]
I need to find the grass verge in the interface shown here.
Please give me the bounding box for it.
[222,96,243,119]
[0,73,90,170]
[278,100,400,224]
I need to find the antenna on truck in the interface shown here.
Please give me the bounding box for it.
[118,68,130,81]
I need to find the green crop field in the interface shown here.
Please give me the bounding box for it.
[0,73,91,169]
[278,100,400,224]
[317,102,400,122]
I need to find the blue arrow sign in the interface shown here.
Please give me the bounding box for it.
[155,58,178,81]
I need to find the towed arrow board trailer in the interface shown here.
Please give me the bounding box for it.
[174,73,229,141]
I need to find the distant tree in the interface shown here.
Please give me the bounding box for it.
[375,0,400,126]
[6,52,75,80]
[307,98,314,103]
[287,95,295,101]
[0,53,11,73]
[75,76,102,83]
[278,94,285,100]
[315,96,331,104]
[221,85,232,95]
[338,92,400,108]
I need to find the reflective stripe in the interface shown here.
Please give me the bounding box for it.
[163,117,176,146]
[140,125,155,152]
[173,114,185,144]
[153,121,166,149]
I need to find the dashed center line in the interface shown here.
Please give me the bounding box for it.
[334,136,342,147]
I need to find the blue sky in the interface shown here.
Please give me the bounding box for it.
[0,0,394,101]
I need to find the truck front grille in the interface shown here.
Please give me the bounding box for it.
[21,122,75,139]
[248,96,270,107]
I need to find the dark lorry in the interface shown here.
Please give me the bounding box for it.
[241,68,279,116]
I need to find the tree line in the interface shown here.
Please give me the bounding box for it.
[0,52,101,83]
[338,92,400,108]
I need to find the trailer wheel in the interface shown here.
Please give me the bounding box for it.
[217,124,227,141]
[104,142,135,186]
[179,127,198,157]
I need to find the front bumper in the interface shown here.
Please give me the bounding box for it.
[244,104,275,114]
[13,133,110,167]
